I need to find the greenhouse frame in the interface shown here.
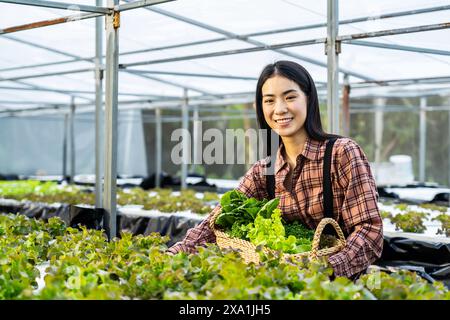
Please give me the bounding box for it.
[0,0,450,238]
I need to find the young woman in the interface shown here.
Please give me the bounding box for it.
[167,60,383,279]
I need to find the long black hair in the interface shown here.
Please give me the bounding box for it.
[255,60,340,156]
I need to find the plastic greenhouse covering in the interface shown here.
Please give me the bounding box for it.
[0,0,449,114]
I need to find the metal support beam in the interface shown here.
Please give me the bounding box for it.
[120,37,326,67]
[124,69,257,81]
[181,89,189,190]
[0,12,103,35]
[116,0,174,12]
[103,1,119,240]
[191,105,200,173]
[374,98,385,165]
[0,84,178,98]
[128,2,372,80]
[95,0,103,208]
[2,4,449,73]
[0,1,172,35]
[126,70,216,96]
[338,22,450,41]
[345,40,450,57]
[0,75,94,103]
[155,107,162,188]
[326,0,340,134]
[2,35,93,62]
[350,103,450,113]
[247,5,450,37]
[0,68,93,82]
[419,97,427,182]
[446,106,450,201]
[62,113,68,179]
[0,0,110,13]
[3,34,224,98]
[350,76,450,87]
[146,114,256,123]
[342,74,350,136]
[69,97,76,184]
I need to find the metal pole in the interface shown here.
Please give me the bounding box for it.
[127,70,215,96]
[95,0,104,208]
[345,40,450,57]
[0,68,94,83]
[69,97,76,184]
[337,22,450,42]
[103,0,119,240]
[155,107,162,188]
[0,13,103,35]
[181,89,189,189]
[342,74,350,136]
[351,76,450,87]
[117,0,174,12]
[192,105,200,173]
[446,97,450,190]
[62,114,68,180]
[374,97,385,165]
[327,0,340,134]
[124,69,257,81]
[447,104,450,201]
[419,97,427,183]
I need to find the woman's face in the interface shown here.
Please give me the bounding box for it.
[261,75,308,139]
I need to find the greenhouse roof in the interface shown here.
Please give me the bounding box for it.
[0,0,450,116]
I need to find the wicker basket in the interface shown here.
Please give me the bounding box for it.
[209,209,346,264]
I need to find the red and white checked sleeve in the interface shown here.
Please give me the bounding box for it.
[328,140,383,278]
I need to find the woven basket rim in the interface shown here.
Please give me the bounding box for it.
[211,208,346,261]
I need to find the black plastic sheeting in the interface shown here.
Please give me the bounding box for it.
[119,214,203,247]
[0,199,71,221]
[1,198,450,287]
[377,184,450,206]
[376,235,450,288]
[0,198,203,247]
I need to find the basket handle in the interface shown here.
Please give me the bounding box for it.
[310,218,346,256]
[208,206,222,231]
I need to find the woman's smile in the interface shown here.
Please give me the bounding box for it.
[274,117,294,126]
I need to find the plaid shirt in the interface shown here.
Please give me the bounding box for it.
[168,137,383,278]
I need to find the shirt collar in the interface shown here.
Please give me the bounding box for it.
[274,136,325,173]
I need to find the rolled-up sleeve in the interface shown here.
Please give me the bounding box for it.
[167,161,265,254]
[328,140,383,278]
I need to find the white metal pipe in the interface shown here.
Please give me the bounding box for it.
[448,98,450,192]
[191,105,200,173]
[419,97,427,182]
[181,89,189,189]
[0,12,103,35]
[155,107,162,188]
[62,114,68,179]
[103,0,119,240]
[338,22,450,42]
[95,0,104,208]
[69,97,75,184]
[374,97,385,165]
[345,40,450,57]
[116,0,174,11]
[327,0,340,134]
